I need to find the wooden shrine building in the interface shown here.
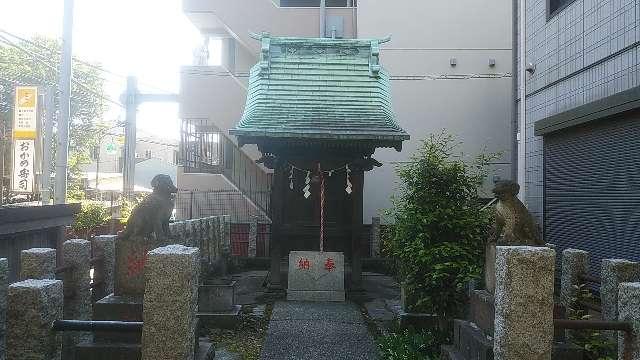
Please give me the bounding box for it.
[230,34,409,294]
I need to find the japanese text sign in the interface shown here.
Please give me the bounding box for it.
[13,86,38,139]
[12,140,35,193]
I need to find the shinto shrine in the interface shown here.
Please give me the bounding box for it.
[230,34,409,296]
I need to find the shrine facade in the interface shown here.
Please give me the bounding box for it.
[230,34,408,293]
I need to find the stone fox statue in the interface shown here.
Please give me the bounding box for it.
[492,180,544,246]
[485,180,544,293]
[120,174,178,241]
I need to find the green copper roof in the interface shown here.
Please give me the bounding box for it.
[230,35,409,150]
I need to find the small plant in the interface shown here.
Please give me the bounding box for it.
[377,328,449,360]
[567,284,616,360]
[384,131,496,318]
[72,202,109,239]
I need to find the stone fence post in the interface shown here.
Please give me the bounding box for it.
[142,245,200,360]
[7,279,63,360]
[20,247,56,280]
[249,216,258,258]
[92,235,116,301]
[370,217,381,258]
[223,215,231,254]
[601,260,640,329]
[618,282,640,360]
[62,239,91,359]
[560,249,589,310]
[494,246,555,360]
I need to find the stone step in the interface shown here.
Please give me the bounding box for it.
[452,319,494,360]
[440,345,466,360]
[75,342,141,360]
[92,294,143,343]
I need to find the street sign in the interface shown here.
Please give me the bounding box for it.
[12,139,35,193]
[13,86,38,139]
[105,141,118,155]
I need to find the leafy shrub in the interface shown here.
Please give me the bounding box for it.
[72,202,109,239]
[385,132,495,318]
[377,328,449,360]
[567,284,616,360]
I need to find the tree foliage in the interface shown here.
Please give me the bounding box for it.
[385,131,496,318]
[71,202,109,239]
[0,36,110,201]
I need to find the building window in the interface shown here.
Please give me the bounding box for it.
[145,150,152,159]
[548,0,576,19]
[280,0,354,7]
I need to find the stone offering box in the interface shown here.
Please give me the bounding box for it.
[197,281,241,329]
[287,251,345,302]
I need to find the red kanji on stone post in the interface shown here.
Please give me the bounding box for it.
[324,257,335,272]
[298,257,311,270]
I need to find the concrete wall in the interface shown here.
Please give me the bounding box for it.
[358,0,514,220]
[521,0,640,222]
[181,0,514,222]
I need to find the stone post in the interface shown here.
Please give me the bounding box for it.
[560,249,589,309]
[223,215,231,254]
[248,216,258,258]
[618,282,640,360]
[370,217,381,258]
[142,245,200,360]
[601,260,640,323]
[92,235,116,301]
[0,258,8,359]
[20,247,56,280]
[494,246,555,360]
[62,239,91,359]
[7,279,63,360]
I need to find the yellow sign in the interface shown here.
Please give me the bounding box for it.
[13,86,38,139]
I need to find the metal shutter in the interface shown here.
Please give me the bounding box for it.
[544,110,640,278]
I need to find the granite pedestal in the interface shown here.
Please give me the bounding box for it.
[287,251,345,302]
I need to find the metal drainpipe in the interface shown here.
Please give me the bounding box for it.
[511,0,518,182]
[517,0,527,203]
[320,0,326,38]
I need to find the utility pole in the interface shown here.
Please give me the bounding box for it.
[41,86,55,204]
[121,77,178,200]
[122,76,137,201]
[54,0,74,204]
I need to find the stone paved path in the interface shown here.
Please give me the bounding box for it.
[260,301,379,360]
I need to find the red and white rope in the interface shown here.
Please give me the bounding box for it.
[318,163,325,252]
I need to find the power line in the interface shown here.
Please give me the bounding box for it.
[0,29,176,94]
[0,34,124,107]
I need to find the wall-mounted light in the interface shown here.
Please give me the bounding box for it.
[450,58,457,67]
[525,63,536,74]
[488,58,496,67]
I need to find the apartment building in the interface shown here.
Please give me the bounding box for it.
[519,0,640,272]
[179,0,514,223]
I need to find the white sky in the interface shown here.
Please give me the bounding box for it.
[1,0,219,140]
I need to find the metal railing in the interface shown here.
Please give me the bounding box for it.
[175,190,270,223]
[180,120,272,216]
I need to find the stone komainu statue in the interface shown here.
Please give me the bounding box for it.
[119,174,178,241]
[485,180,544,293]
[492,180,544,246]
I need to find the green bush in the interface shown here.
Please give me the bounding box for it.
[385,132,495,318]
[72,202,109,239]
[377,328,449,360]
